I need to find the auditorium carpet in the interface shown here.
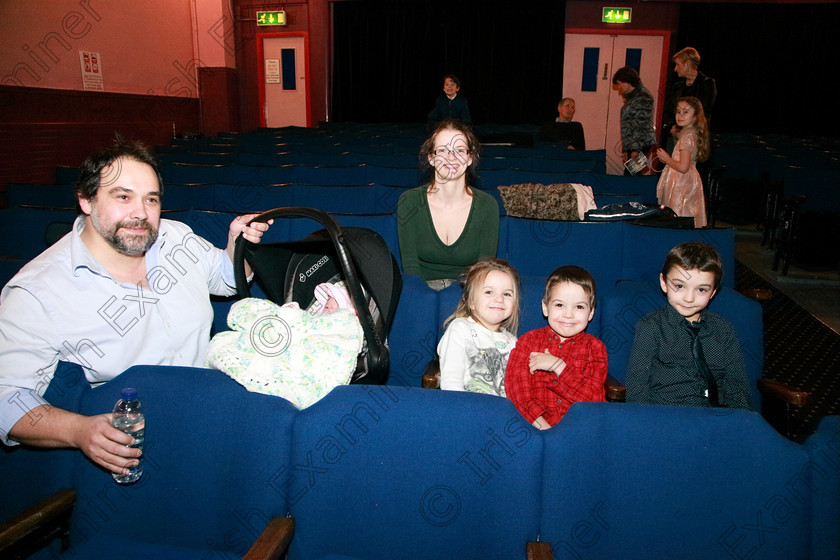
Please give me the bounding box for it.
[735,260,840,442]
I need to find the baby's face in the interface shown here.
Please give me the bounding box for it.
[323,297,339,313]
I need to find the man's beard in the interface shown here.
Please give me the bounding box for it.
[91,211,158,256]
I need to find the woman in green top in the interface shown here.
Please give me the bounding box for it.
[397,119,500,290]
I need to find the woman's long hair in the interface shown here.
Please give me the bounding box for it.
[419,118,481,186]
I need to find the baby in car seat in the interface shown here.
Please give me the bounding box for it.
[205,280,363,408]
[284,281,357,316]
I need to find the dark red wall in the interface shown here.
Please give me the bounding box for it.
[0,85,200,206]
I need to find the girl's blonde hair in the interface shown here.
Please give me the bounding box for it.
[444,258,521,335]
[677,96,710,162]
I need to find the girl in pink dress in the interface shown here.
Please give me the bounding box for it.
[656,96,711,228]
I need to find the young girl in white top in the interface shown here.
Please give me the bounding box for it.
[437,258,521,396]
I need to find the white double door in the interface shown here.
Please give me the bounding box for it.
[562,31,668,174]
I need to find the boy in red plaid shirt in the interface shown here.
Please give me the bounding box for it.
[505,266,607,429]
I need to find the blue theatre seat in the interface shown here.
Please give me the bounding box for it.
[223,164,296,186]
[291,184,377,214]
[598,280,763,411]
[161,183,214,211]
[290,165,368,186]
[500,219,625,291]
[0,206,77,262]
[540,403,815,560]
[529,156,603,174]
[387,274,440,388]
[586,173,659,202]
[480,156,533,171]
[286,385,543,560]
[0,362,88,521]
[5,183,76,208]
[65,366,298,558]
[212,183,294,213]
[620,223,735,289]
[473,168,511,190]
[364,166,423,187]
[161,163,229,185]
[287,212,399,263]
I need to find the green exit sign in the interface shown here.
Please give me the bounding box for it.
[256,11,286,26]
[603,7,632,23]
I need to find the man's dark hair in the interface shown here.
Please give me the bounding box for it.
[612,66,642,88]
[75,136,163,211]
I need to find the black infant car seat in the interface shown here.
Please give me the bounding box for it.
[232,207,402,384]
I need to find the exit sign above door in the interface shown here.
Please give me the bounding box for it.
[602,7,631,23]
[257,11,286,26]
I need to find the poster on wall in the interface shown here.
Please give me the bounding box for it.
[265,59,280,84]
[79,51,104,91]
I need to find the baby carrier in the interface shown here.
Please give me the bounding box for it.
[232,208,402,384]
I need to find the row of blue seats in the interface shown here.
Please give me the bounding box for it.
[0,204,735,296]
[711,134,839,182]
[159,135,598,156]
[781,165,840,212]
[170,122,542,146]
[384,272,761,402]
[8,364,835,558]
[6,169,658,211]
[159,160,620,187]
[44,161,610,189]
[156,149,608,174]
[4,182,647,216]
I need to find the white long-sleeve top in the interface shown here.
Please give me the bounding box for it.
[437,317,516,396]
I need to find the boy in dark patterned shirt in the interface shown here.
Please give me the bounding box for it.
[625,242,751,409]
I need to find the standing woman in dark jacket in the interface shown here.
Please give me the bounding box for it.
[661,47,717,151]
[612,66,657,171]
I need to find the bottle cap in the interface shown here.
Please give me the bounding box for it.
[120,387,138,401]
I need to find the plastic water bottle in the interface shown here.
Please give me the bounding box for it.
[112,387,145,484]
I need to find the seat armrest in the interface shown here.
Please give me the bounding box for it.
[605,375,626,402]
[243,516,295,560]
[422,359,441,389]
[0,489,75,555]
[781,194,806,206]
[527,541,553,560]
[758,378,810,407]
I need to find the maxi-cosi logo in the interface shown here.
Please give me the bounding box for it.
[98,232,212,336]
[298,255,330,283]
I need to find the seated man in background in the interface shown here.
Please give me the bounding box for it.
[0,137,272,477]
[539,97,586,150]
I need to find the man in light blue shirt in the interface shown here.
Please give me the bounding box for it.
[0,138,272,477]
